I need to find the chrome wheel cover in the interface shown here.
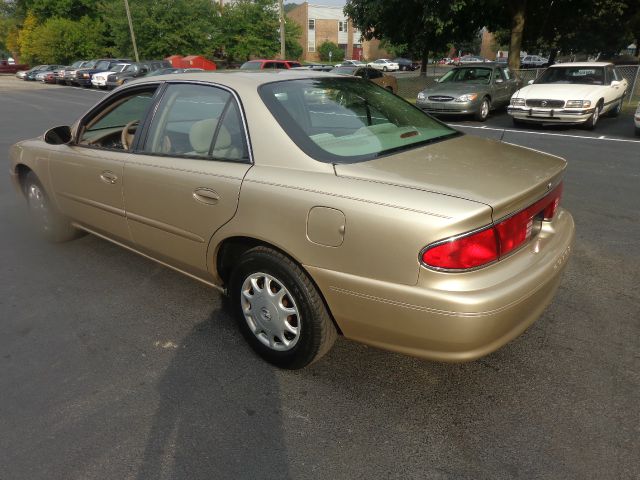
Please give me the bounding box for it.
[481,100,489,119]
[241,272,301,351]
[592,106,599,125]
[27,183,52,232]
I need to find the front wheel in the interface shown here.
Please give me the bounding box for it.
[229,247,337,369]
[383,66,388,72]
[23,172,83,242]
[475,97,490,122]
[584,102,601,130]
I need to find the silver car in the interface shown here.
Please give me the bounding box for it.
[416,64,521,121]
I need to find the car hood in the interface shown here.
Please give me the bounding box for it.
[423,82,490,95]
[514,83,602,99]
[333,134,566,220]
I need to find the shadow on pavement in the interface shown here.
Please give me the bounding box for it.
[136,302,289,480]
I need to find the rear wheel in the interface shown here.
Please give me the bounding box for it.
[229,247,337,369]
[23,172,83,242]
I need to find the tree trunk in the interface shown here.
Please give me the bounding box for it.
[547,48,557,66]
[508,0,527,71]
[420,47,428,77]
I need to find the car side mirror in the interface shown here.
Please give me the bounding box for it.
[611,80,620,87]
[434,77,440,83]
[44,125,72,145]
[527,79,534,85]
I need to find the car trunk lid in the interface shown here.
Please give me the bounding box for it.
[333,134,566,221]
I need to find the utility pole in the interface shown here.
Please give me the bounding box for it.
[124,0,140,62]
[279,0,285,59]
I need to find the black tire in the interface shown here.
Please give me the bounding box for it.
[475,97,490,122]
[584,101,602,130]
[23,172,83,242]
[609,98,622,117]
[383,66,388,72]
[229,246,337,369]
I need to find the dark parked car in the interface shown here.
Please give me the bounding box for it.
[74,58,131,87]
[393,58,418,71]
[106,60,172,89]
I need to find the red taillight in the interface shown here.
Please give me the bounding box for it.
[422,227,499,270]
[422,182,563,270]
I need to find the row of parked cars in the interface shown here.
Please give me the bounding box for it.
[15,58,206,90]
[416,61,638,134]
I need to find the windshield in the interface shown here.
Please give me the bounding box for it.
[536,66,604,85]
[439,67,493,84]
[109,64,128,72]
[241,61,263,70]
[83,61,96,69]
[95,60,110,70]
[259,78,458,163]
[71,61,84,68]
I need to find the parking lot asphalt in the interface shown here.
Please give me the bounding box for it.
[1,78,639,480]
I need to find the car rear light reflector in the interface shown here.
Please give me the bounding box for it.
[422,182,563,270]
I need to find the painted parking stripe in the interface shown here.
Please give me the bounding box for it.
[447,123,640,144]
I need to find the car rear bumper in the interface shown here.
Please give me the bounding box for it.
[307,209,574,362]
[508,106,594,124]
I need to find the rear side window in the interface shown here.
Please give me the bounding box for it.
[143,83,248,162]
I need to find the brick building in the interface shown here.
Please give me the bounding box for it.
[287,3,389,62]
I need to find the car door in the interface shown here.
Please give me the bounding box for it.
[48,84,160,242]
[605,65,623,109]
[123,82,252,277]
[492,68,510,107]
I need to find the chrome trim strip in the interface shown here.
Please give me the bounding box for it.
[57,191,125,217]
[126,212,205,243]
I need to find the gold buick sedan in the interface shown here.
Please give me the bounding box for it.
[9,71,575,369]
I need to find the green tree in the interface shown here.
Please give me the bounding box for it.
[344,0,485,75]
[483,0,639,67]
[17,10,38,63]
[99,0,218,59]
[216,0,301,61]
[26,16,104,64]
[317,41,345,62]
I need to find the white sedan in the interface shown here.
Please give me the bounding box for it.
[367,59,399,72]
[91,63,131,88]
[508,62,628,129]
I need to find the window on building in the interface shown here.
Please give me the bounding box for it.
[308,40,315,53]
[308,19,315,30]
[339,21,347,33]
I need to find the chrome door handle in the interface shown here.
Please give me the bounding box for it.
[99,171,118,184]
[193,188,220,205]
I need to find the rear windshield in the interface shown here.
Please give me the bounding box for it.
[259,78,458,163]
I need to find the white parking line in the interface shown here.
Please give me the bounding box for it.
[447,123,640,144]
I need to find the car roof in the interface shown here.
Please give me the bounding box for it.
[128,70,343,88]
[551,62,612,67]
